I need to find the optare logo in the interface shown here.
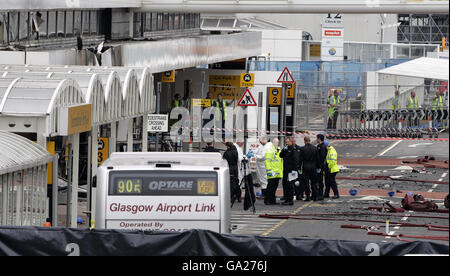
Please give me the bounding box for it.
[366,0,380,8]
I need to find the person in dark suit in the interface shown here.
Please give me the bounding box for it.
[316,134,327,201]
[223,142,240,203]
[299,136,321,201]
[279,136,301,205]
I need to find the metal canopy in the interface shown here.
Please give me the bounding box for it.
[0,65,156,125]
[377,57,450,81]
[0,130,52,175]
[1,71,107,125]
[0,78,85,136]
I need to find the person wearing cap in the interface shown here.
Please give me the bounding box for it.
[324,140,340,199]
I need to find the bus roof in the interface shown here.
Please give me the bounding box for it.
[101,152,228,168]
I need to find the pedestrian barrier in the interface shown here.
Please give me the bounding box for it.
[333,107,449,139]
[0,226,448,256]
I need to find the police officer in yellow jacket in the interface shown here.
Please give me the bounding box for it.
[323,141,340,199]
[264,138,283,205]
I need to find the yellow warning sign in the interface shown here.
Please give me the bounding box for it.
[287,83,295,99]
[240,73,255,87]
[162,71,175,83]
[269,87,281,106]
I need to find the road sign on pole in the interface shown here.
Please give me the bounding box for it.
[240,73,255,87]
[238,88,257,107]
[277,67,295,83]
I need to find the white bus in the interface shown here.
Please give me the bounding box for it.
[94,152,231,233]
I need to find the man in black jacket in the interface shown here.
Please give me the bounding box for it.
[316,134,327,201]
[279,136,301,205]
[223,142,240,203]
[300,136,320,201]
[204,142,220,153]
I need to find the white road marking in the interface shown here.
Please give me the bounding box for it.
[378,140,402,157]
[231,210,284,235]
[386,211,412,240]
[428,175,444,192]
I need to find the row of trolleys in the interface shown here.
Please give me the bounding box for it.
[95,152,231,233]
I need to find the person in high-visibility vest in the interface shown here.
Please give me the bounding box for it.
[392,89,401,110]
[406,91,419,109]
[173,93,184,108]
[324,141,340,199]
[327,89,341,129]
[264,138,283,205]
[406,91,420,127]
[432,91,444,112]
[432,90,445,128]
[212,93,228,139]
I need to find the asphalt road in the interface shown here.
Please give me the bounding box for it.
[230,138,449,246]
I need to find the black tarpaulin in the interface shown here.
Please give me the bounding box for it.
[0,226,448,256]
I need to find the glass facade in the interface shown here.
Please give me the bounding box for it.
[0,10,201,47]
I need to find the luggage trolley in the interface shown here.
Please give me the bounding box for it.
[94,152,231,233]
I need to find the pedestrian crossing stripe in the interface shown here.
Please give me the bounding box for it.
[238,88,257,107]
[231,211,283,235]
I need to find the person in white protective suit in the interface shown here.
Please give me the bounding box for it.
[254,136,273,198]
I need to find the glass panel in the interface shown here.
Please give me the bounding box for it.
[169,14,173,30]
[145,12,151,32]
[38,11,48,39]
[82,11,90,35]
[32,167,38,226]
[90,11,98,35]
[157,13,163,31]
[7,173,14,225]
[73,11,82,36]
[410,46,425,58]
[151,13,157,31]
[395,45,410,59]
[14,172,22,225]
[174,14,179,29]
[22,169,32,226]
[47,11,56,38]
[19,12,29,41]
[179,14,185,29]
[65,11,74,37]
[163,13,169,30]
[185,14,191,29]
[194,14,200,28]
[55,11,64,37]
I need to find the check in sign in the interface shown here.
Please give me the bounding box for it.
[148,115,168,133]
